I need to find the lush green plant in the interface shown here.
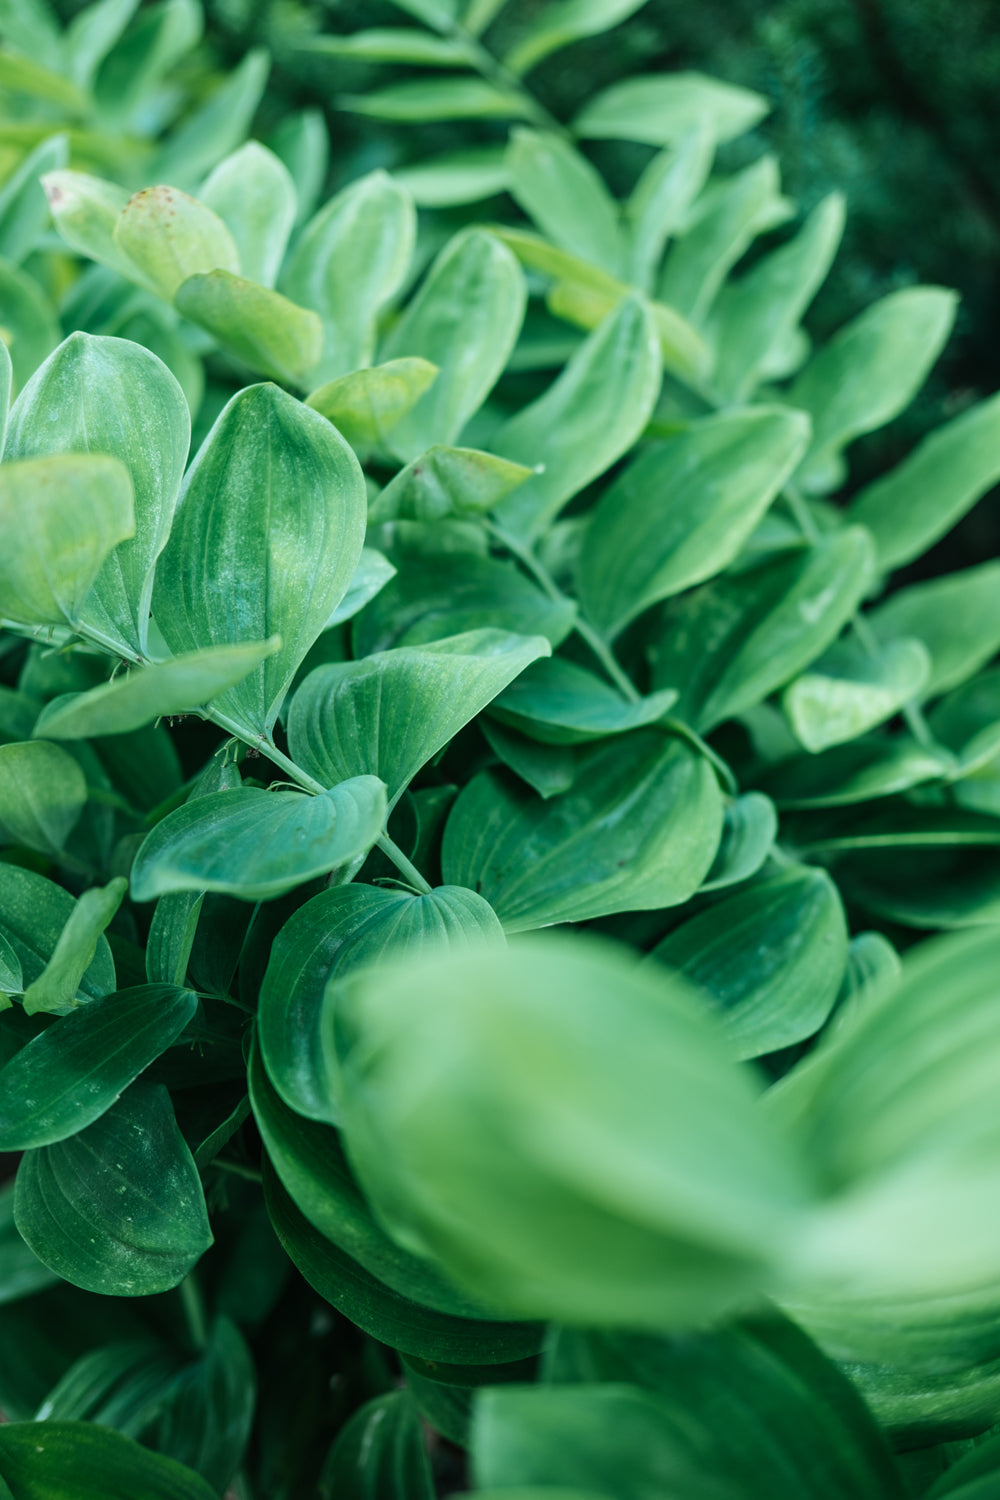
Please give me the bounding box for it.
[4,0,1000,1496]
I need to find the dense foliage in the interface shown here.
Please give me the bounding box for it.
[2,0,1000,1496]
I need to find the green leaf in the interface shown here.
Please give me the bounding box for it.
[148,48,270,189]
[21,876,127,1016]
[0,983,196,1149]
[153,1316,255,1493]
[442,730,723,930]
[577,406,811,638]
[306,358,439,453]
[848,392,1000,570]
[153,382,366,737]
[0,49,87,110]
[0,1182,57,1303]
[928,667,1000,774]
[385,0,459,26]
[335,932,811,1325]
[0,452,134,629]
[6,331,190,656]
[267,107,328,224]
[0,930,22,998]
[868,561,1000,699]
[481,719,575,799]
[651,528,877,731]
[757,737,950,808]
[258,882,503,1125]
[506,129,625,278]
[0,740,86,856]
[626,125,714,292]
[281,170,415,386]
[199,141,296,288]
[130,779,387,903]
[174,270,322,388]
[791,287,959,494]
[658,156,792,324]
[41,169,135,280]
[0,336,10,450]
[64,0,139,89]
[93,0,204,126]
[504,0,649,75]
[370,446,534,523]
[145,892,204,988]
[0,1422,216,1500]
[573,71,770,146]
[709,193,846,403]
[289,630,549,803]
[700,792,777,890]
[0,255,60,392]
[319,1391,434,1500]
[303,27,473,64]
[392,147,509,207]
[0,864,115,1005]
[263,1160,544,1363]
[14,1082,212,1296]
[341,77,530,122]
[329,549,396,627]
[33,641,282,740]
[492,295,662,540]
[783,636,931,752]
[381,229,526,460]
[113,184,239,300]
[489,656,676,743]
[650,868,848,1059]
[353,548,576,656]
[0,132,67,265]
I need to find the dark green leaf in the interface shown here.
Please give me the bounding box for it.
[757,737,950,808]
[319,1390,434,1500]
[481,718,576,798]
[0,1422,216,1499]
[0,740,87,855]
[0,864,115,1005]
[700,792,777,890]
[153,1317,255,1493]
[0,1182,58,1304]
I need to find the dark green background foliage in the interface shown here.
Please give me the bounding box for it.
[3,0,1000,1496]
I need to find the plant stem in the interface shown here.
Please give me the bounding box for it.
[451,24,569,136]
[179,1273,208,1351]
[573,616,642,702]
[377,833,434,895]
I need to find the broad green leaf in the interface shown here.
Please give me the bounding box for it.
[700,792,777,890]
[303,27,472,64]
[928,667,1000,775]
[14,1083,212,1296]
[0,864,115,1005]
[658,156,792,324]
[868,561,1000,699]
[542,277,705,385]
[306,358,439,453]
[442,730,723,930]
[113,184,239,300]
[0,1422,216,1500]
[0,740,86,855]
[319,1391,434,1500]
[41,169,135,279]
[369,446,534,522]
[22,876,126,1016]
[709,193,846,403]
[6,331,190,656]
[353,549,576,656]
[393,147,509,207]
[335,932,811,1325]
[489,656,676,743]
[849,392,1000,570]
[651,528,877,731]
[650,868,848,1059]
[0,983,196,1149]
[130,779,387,903]
[481,719,576,799]
[381,229,526,460]
[0,49,87,110]
[0,452,134,629]
[263,1161,543,1363]
[281,170,415,385]
[574,71,769,146]
[175,271,322,387]
[577,407,811,638]
[783,636,931,752]
[492,295,662,540]
[506,128,625,278]
[153,382,366,737]
[791,287,958,493]
[64,0,139,89]
[341,77,529,122]
[328,549,396,627]
[0,255,59,392]
[0,133,67,265]
[758,737,949,808]
[289,630,549,804]
[504,0,648,75]
[626,125,714,292]
[494,225,625,297]
[153,1316,255,1493]
[259,883,502,1124]
[199,141,296,288]
[149,48,270,189]
[33,640,281,740]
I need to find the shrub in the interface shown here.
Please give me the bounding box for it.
[2,1,1000,1495]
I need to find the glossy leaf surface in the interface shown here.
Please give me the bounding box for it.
[489,656,677,743]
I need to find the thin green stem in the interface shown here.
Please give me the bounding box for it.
[783,481,820,544]
[178,1273,208,1351]
[573,616,642,703]
[377,833,433,895]
[210,1158,264,1184]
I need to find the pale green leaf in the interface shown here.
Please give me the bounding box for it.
[868,561,1000,699]
[199,141,297,288]
[328,549,396,628]
[489,656,676,743]
[175,270,322,387]
[41,168,135,279]
[149,48,270,189]
[504,0,649,76]
[783,636,931,752]
[341,77,530,122]
[0,864,115,1008]
[113,184,239,300]
[506,128,625,278]
[0,739,85,856]
[0,256,60,397]
[306,358,439,453]
[573,71,770,146]
[22,877,126,1016]
[369,446,534,523]
[626,124,714,292]
[0,133,67,265]
[302,28,473,65]
[392,147,509,207]
[64,0,139,88]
